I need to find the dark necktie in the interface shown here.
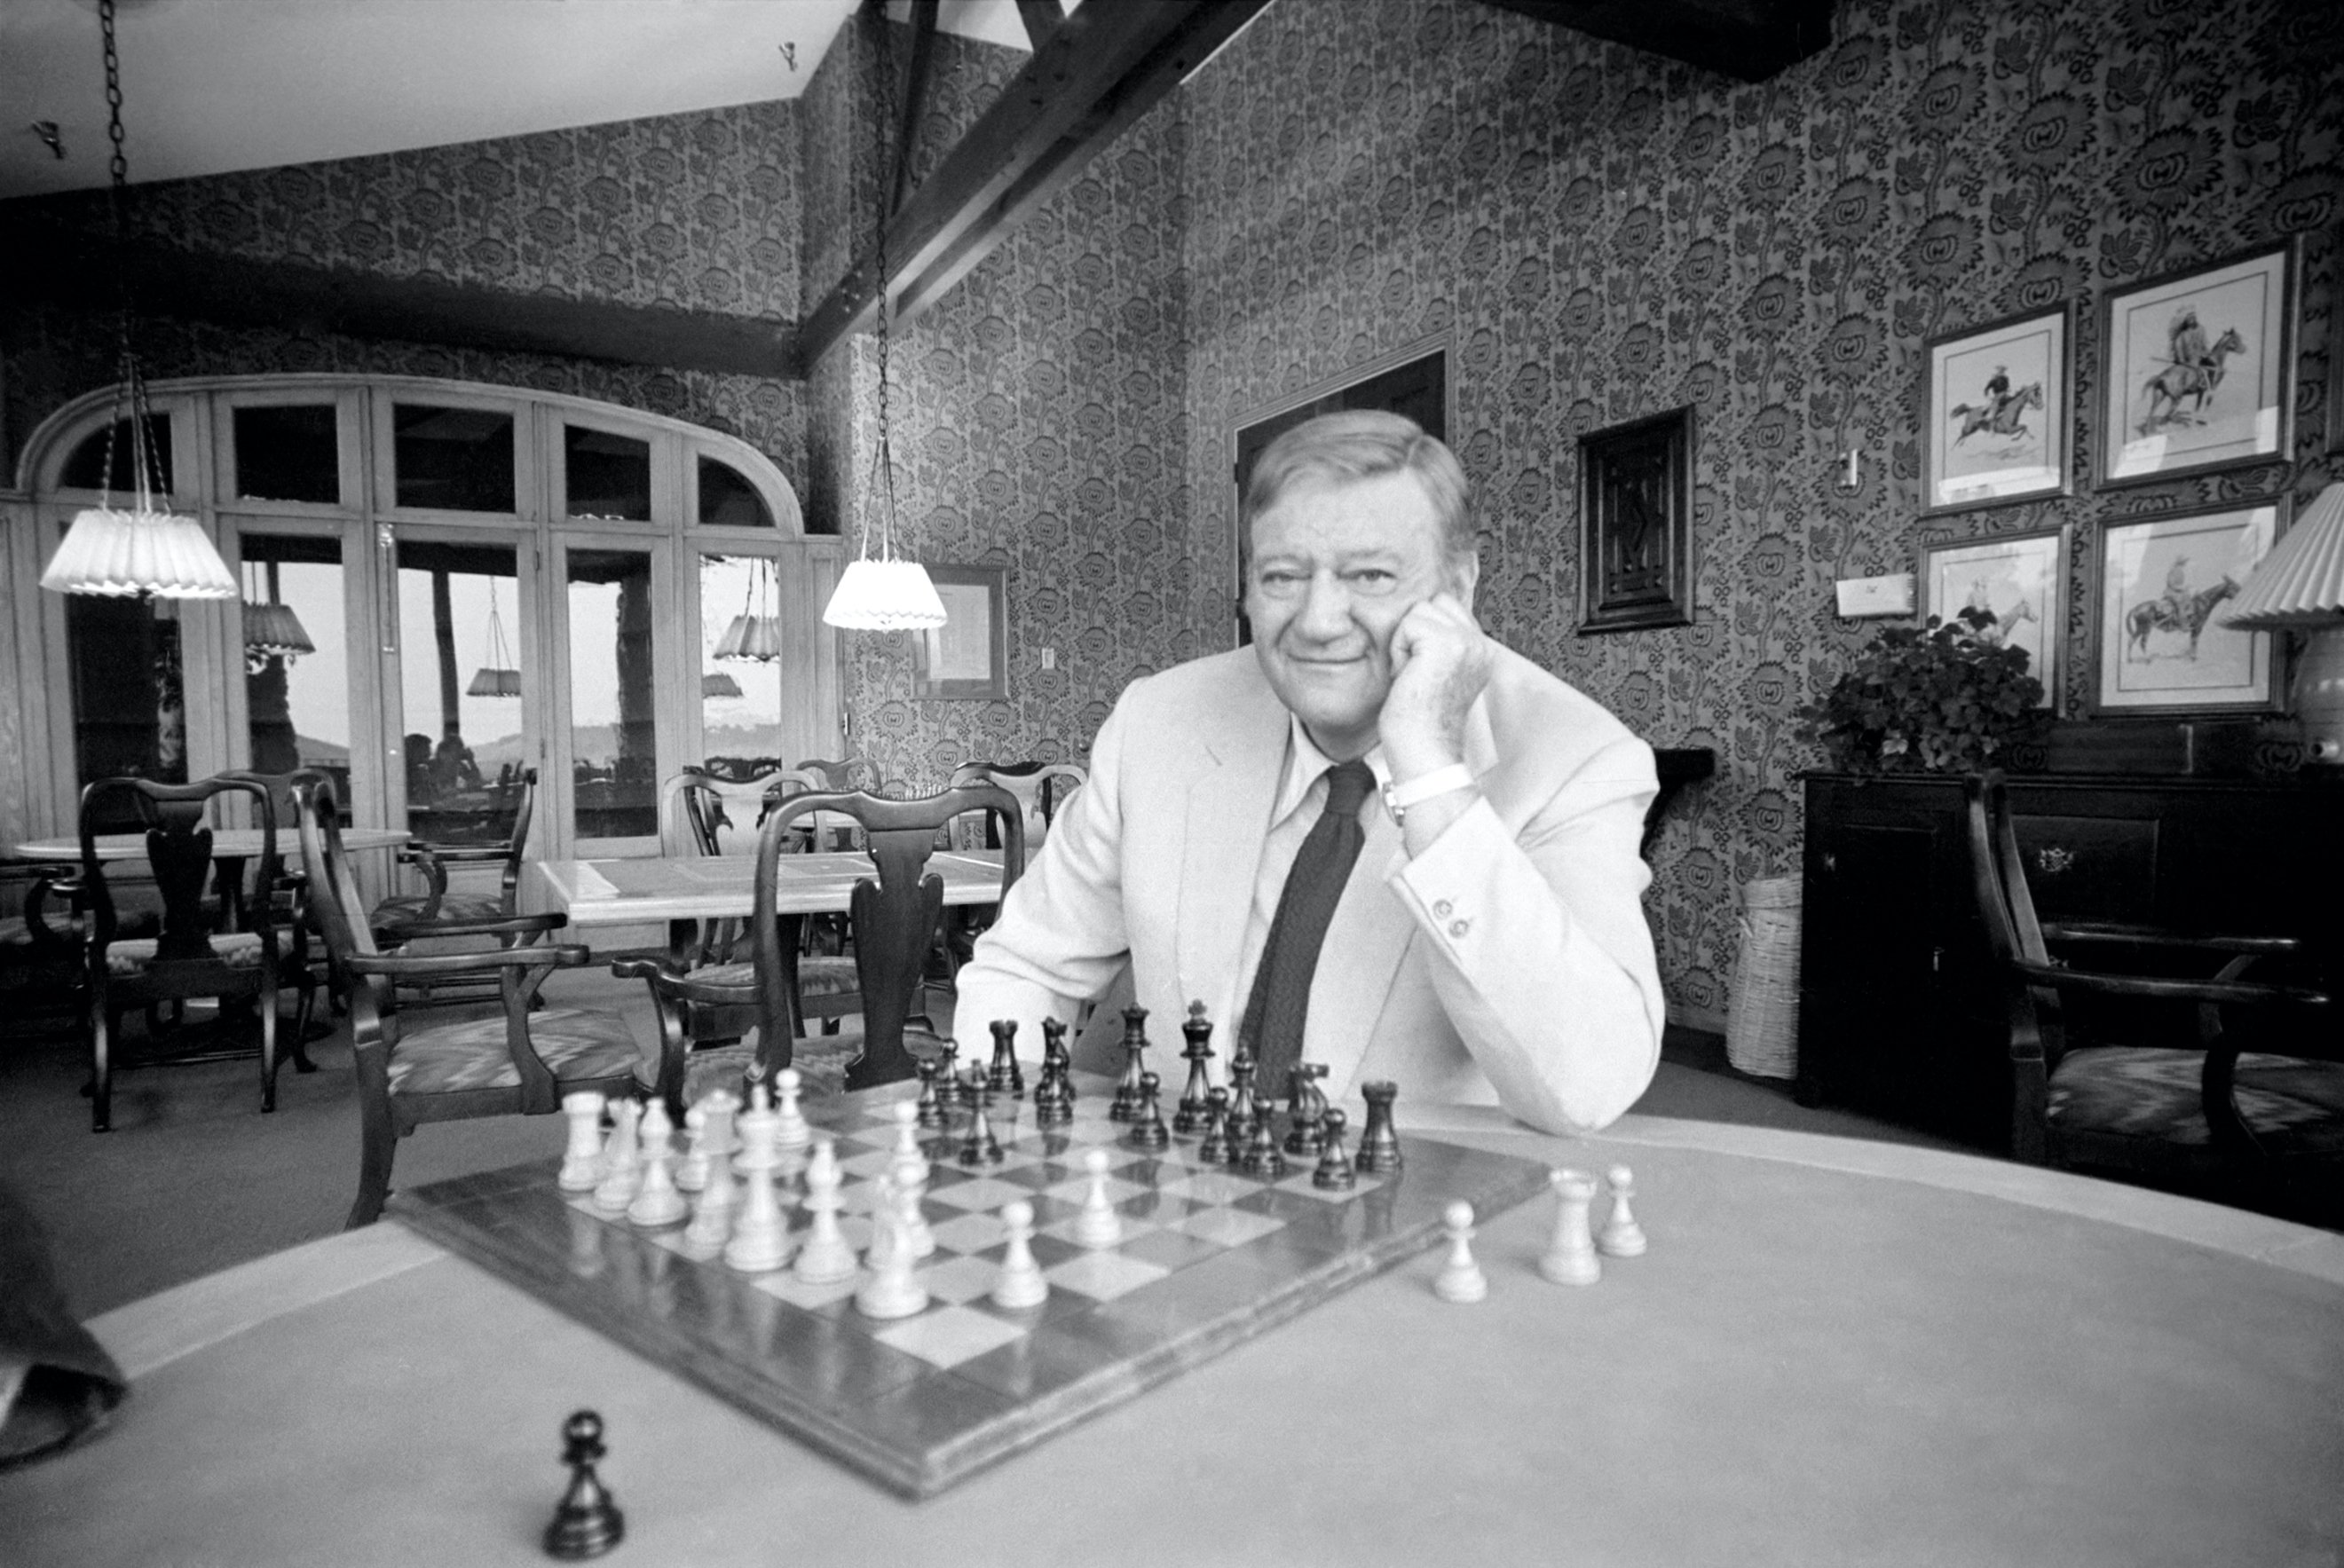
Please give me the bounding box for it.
[1238,759,1377,1097]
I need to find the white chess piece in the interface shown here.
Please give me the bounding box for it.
[990,1200,1048,1310]
[1538,1169,1602,1286]
[1432,1200,1488,1303]
[722,1162,792,1273]
[674,1102,711,1193]
[855,1178,929,1320]
[733,1083,781,1177]
[627,1100,689,1227]
[792,1138,857,1284]
[773,1067,811,1150]
[1073,1148,1122,1247]
[1598,1164,1647,1257]
[892,1150,936,1259]
[557,1091,606,1192]
[890,1099,924,1163]
[589,1099,644,1214]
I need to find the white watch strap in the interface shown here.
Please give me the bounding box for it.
[1385,763,1474,814]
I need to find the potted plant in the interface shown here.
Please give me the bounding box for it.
[1798,607,2047,773]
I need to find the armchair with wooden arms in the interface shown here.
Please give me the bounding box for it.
[370,766,541,1005]
[1,860,86,1044]
[296,777,669,1228]
[1964,769,2341,1220]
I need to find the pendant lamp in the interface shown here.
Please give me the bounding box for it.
[714,555,785,663]
[467,579,523,697]
[40,0,236,603]
[701,672,744,699]
[242,560,314,666]
[822,13,945,634]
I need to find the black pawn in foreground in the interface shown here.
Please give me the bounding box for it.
[1313,1107,1356,1190]
[1240,1095,1286,1178]
[915,1059,946,1129]
[1355,1080,1402,1173]
[1224,1046,1259,1161]
[1283,1062,1330,1156]
[1125,1069,1171,1151]
[1197,1086,1233,1164]
[1109,1005,1150,1121]
[988,1018,1025,1099]
[959,1072,1004,1165]
[1041,1019,1075,1106]
[544,1409,624,1560]
[1173,1000,1215,1133]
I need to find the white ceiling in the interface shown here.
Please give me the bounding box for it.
[0,0,1054,201]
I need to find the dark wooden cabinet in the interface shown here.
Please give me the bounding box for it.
[1795,771,2344,1149]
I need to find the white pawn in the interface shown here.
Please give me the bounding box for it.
[792,1139,857,1284]
[889,1099,924,1163]
[892,1151,936,1259]
[1538,1169,1602,1286]
[627,1099,689,1227]
[684,1123,741,1249]
[1598,1164,1648,1257]
[722,1162,792,1273]
[1432,1200,1488,1303]
[855,1180,928,1320]
[1072,1148,1122,1247]
[990,1200,1048,1310]
[589,1099,644,1214]
[674,1102,711,1192]
[557,1091,607,1192]
[773,1067,811,1150]
[733,1083,781,1177]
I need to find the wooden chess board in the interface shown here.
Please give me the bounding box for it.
[389,1073,1553,1498]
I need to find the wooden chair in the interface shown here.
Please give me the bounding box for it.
[296,777,667,1228]
[0,860,87,1044]
[620,783,1023,1111]
[67,775,300,1133]
[949,760,1087,855]
[1965,769,2340,1219]
[223,767,339,1037]
[371,767,541,1005]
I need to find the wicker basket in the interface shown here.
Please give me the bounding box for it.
[1724,875,1801,1080]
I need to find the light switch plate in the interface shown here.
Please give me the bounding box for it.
[1835,573,1914,619]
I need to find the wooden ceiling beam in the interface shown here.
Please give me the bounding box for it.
[1476,0,1833,82]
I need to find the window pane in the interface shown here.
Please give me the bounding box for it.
[66,595,185,816]
[568,548,658,839]
[233,405,340,504]
[396,540,525,845]
[393,404,514,513]
[242,533,351,820]
[698,554,786,767]
[565,426,652,520]
[60,414,173,493]
[697,456,773,528]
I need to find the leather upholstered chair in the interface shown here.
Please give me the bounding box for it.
[296,777,667,1227]
[1965,769,2341,1220]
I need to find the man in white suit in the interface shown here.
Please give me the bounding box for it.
[951,412,1662,1135]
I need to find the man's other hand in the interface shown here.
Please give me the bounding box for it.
[1380,591,1493,778]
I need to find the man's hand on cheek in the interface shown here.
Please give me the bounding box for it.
[1379,591,1493,777]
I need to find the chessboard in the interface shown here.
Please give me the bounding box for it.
[389,1070,1553,1499]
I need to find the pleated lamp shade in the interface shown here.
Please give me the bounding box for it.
[821,558,947,631]
[41,506,238,599]
[241,599,315,658]
[701,672,744,698]
[713,612,785,662]
[2222,482,2344,764]
[466,666,523,697]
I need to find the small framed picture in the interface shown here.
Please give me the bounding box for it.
[912,564,1007,700]
[2088,501,2282,715]
[1918,524,2069,709]
[2098,240,2295,487]
[1577,405,1694,634]
[1921,304,2072,515]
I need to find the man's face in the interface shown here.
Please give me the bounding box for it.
[1244,469,1471,760]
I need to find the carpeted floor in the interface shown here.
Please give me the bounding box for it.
[2,972,1961,1323]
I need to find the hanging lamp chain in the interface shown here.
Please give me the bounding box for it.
[867,9,902,565]
[98,0,163,515]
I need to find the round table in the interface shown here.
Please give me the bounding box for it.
[3,1110,2338,1565]
[13,828,409,862]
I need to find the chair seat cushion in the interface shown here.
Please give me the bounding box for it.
[681,956,858,998]
[371,893,509,931]
[101,928,296,978]
[2049,1046,2344,1156]
[388,1007,643,1096]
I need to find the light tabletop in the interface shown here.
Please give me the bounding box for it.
[14,827,409,862]
[531,849,1006,927]
[5,1106,2340,1566]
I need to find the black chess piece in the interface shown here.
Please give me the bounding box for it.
[935,1038,962,1109]
[1240,1092,1285,1178]
[1041,1017,1075,1109]
[959,1073,1004,1165]
[1282,1063,1329,1156]
[915,1058,946,1130]
[1313,1107,1356,1191]
[1173,1000,1215,1133]
[1109,1005,1149,1121]
[544,1409,625,1560]
[1033,1044,1072,1128]
[1125,1069,1171,1151]
[1224,1047,1259,1164]
[1196,1086,1233,1164]
[1355,1080,1402,1173]
[988,1018,1025,1099]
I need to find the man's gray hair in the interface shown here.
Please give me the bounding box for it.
[1242,410,1474,563]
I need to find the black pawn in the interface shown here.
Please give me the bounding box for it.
[987,1018,1025,1099]
[1225,1046,1259,1162]
[959,1073,1004,1165]
[1041,1018,1075,1109]
[1173,1000,1215,1134]
[1197,1086,1233,1164]
[1125,1069,1171,1151]
[1240,1094,1286,1178]
[1355,1080,1403,1173]
[544,1409,624,1560]
[915,1059,946,1130]
[1109,1005,1149,1121]
[1283,1063,1329,1156]
[1312,1107,1356,1190]
[1033,1050,1072,1128]
[935,1038,962,1109]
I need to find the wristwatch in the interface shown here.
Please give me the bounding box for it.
[1380,763,1473,824]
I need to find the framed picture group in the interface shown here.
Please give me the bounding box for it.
[1911,236,2299,717]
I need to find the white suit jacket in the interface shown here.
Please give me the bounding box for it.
[951,645,1664,1134]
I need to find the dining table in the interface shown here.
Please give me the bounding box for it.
[529,849,1008,932]
[3,1098,2337,1566]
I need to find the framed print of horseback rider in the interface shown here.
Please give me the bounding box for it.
[1922,304,2072,516]
[2088,501,2282,716]
[2098,241,2296,487]
[1918,524,2068,709]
